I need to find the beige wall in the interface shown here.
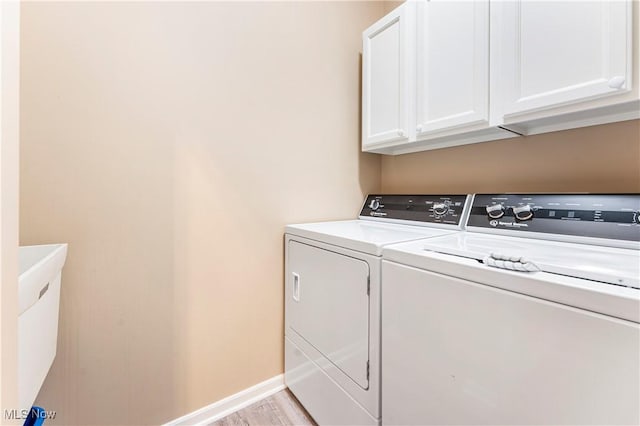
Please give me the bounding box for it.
[381,120,640,194]
[383,0,404,14]
[19,2,382,425]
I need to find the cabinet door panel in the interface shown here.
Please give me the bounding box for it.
[497,0,632,117]
[362,5,411,148]
[415,0,489,136]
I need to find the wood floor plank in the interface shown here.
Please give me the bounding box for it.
[240,397,285,426]
[270,390,315,425]
[212,412,248,426]
[209,389,316,426]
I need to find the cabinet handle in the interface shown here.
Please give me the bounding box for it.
[608,76,626,89]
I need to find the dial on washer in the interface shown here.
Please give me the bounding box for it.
[486,204,505,219]
[513,205,534,221]
[432,203,449,216]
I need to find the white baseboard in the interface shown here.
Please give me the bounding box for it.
[164,374,285,426]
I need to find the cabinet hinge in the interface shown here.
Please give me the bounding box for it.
[366,276,370,296]
[366,361,370,380]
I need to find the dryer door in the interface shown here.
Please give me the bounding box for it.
[287,240,370,389]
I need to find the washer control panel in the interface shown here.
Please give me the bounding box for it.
[468,194,640,242]
[360,194,470,226]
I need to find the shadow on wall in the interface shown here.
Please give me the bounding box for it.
[381,119,640,194]
[358,53,383,195]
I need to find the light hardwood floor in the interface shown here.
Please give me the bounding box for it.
[209,389,316,426]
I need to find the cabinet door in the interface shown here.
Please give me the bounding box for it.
[415,0,490,137]
[362,4,412,149]
[495,0,632,117]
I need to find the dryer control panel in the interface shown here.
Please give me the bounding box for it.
[468,194,640,243]
[360,194,470,226]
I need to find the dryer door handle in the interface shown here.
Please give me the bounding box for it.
[292,273,301,302]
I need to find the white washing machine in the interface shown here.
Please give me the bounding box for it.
[284,194,472,426]
[381,193,640,425]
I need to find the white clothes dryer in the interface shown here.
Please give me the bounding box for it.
[284,194,472,425]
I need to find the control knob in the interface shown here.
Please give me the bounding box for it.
[368,199,380,210]
[513,204,534,221]
[486,204,505,219]
[432,203,449,216]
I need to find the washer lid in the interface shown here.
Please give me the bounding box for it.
[285,220,456,256]
[421,233,640,289]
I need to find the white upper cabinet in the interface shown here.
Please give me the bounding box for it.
[493,0,637,132]
[362,0,638,154]
[362,4,411,149]
[414,0,490,136]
